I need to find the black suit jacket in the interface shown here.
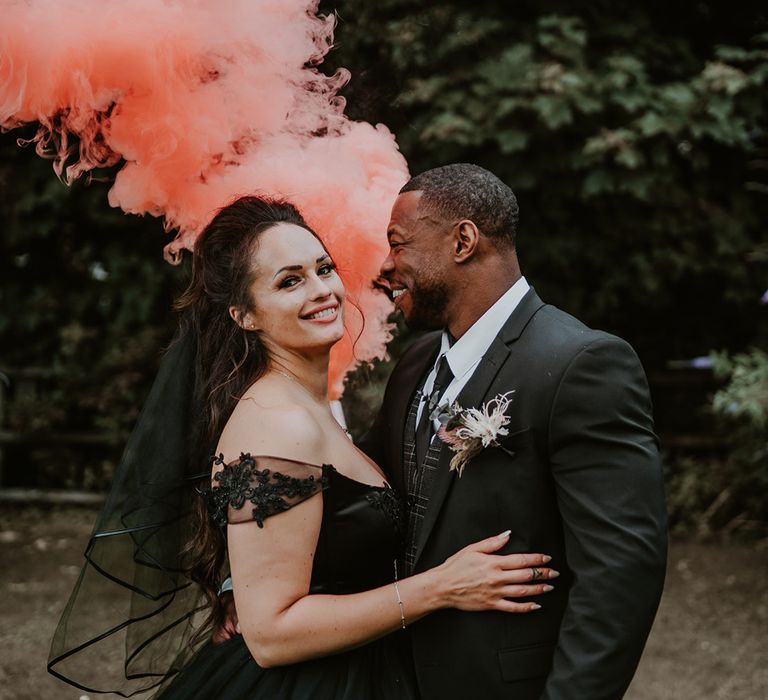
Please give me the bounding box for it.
[359,288,668,700]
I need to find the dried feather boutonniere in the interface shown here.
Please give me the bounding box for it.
[436,391,515,476]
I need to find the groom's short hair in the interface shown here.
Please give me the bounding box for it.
[400,163,519,248]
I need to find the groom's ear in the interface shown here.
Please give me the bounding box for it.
[452,220,480,263]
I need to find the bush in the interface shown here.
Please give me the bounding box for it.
[666,348,768,538]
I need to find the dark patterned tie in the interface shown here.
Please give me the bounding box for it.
[415,355,454,466]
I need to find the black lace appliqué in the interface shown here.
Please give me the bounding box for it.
[365,486,406,536]
[204,453,328,528]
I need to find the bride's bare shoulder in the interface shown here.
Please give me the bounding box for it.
[216,378,324,466]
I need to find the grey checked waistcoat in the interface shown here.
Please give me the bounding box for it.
[403,387,445,575]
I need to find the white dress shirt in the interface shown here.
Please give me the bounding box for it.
[415,277,530,435]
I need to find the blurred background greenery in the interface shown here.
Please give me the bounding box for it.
[1,0,766,539]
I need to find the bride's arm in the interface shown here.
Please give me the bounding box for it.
[219,403,554,668]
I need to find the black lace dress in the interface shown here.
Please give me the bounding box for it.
[155,454,418,700]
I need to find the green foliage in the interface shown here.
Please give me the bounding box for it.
[712,348,768,428]
[0,128,186,487]
[2,3,768,510]
[710,348,768,534]
[663,454,764,539]
[665,347,768,538]
[325,1,768,364]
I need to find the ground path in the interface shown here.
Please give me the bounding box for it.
[1,506,765,699]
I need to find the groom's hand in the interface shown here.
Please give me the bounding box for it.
[212,591,240,644]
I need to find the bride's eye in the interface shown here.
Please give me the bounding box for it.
[278,275,301,289]
[318,262,337,276]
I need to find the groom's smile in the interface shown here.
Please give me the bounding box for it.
[391,286,408,304]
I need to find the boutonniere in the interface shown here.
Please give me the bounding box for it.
[435,391,515,477]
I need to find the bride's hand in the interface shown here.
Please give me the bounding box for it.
[433,530,558,613]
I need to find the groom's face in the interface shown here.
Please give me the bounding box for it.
[380,191,451,330]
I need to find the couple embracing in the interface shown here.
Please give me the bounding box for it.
[51,163,667,699]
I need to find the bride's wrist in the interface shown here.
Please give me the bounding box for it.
[420,565,451,610]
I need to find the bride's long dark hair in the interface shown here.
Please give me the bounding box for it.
[175,194,324,632]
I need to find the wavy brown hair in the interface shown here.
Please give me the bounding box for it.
[176,195,324,634]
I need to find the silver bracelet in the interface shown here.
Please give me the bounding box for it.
[393,560,406,629]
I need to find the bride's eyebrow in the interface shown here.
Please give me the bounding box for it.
[273,255,331,279]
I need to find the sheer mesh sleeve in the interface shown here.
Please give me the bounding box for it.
[204,453,331,528]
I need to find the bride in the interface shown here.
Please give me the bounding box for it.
[49,195,555,699]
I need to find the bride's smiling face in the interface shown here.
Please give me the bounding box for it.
[235,224,345,353]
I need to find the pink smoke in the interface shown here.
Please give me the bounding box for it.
[0,0,408,397]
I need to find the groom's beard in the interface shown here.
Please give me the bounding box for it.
[406,276,450,331]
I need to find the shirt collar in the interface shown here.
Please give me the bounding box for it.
[438,277,530,380]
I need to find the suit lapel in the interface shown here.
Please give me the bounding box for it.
[413,288,546,566]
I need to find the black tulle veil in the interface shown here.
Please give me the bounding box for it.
[48,326,212,696]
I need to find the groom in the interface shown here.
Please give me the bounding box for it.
[359,163,668,699]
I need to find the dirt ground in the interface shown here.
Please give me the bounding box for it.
[1,505,766,700]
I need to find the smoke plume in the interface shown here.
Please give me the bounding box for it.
[0,0,408,396]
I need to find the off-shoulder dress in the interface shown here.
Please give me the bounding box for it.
[155,453,419,700]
